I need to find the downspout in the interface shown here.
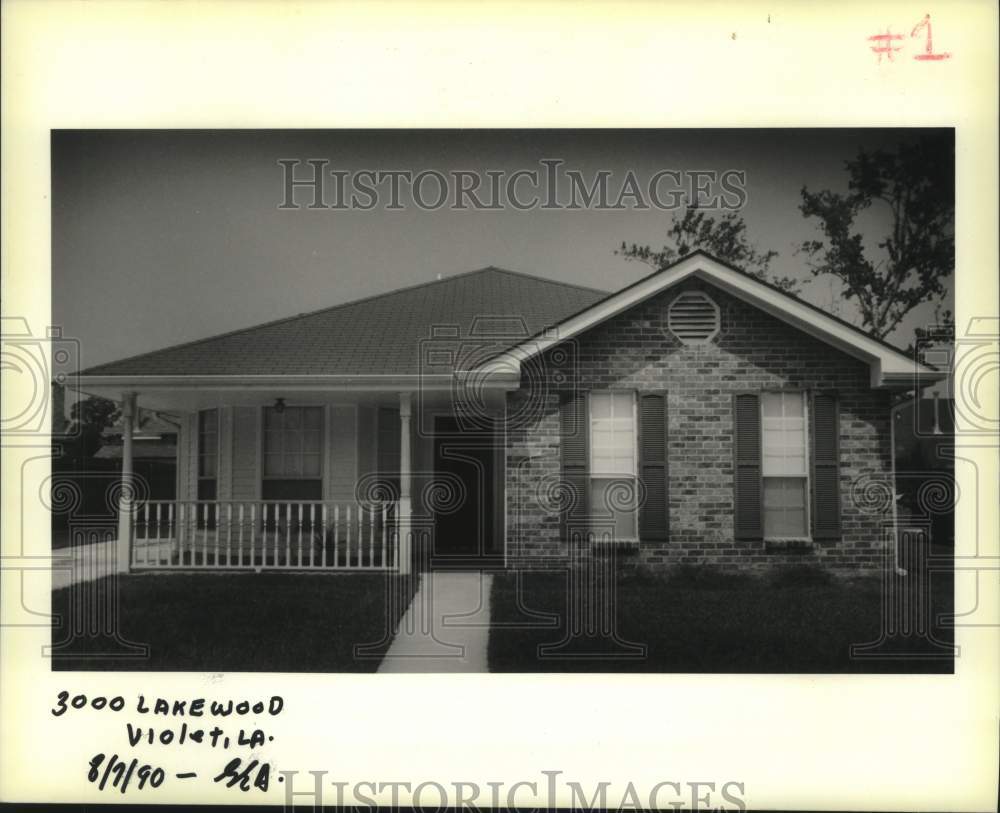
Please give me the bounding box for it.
[931,389,942,435]
[890,399,907,576]
[890,385,933,578]
[151,410,184,509]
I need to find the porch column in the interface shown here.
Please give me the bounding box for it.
[116,392,137,573]
[398,392,412,575]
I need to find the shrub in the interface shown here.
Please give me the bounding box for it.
[665,563,755,590]
[768,564,833,588]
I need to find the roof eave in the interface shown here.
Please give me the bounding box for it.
[71,371,522,397]
[878,368,949,390]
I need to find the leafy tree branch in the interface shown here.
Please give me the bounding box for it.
[618,207,800,294]
[799,133,954,341]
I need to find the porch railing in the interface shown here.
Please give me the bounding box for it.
[131,500,398,571]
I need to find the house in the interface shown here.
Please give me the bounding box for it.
[50,405,179,536]
[70,251,945,575]
[96,411,179,501]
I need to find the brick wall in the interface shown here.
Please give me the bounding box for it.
[505,277,894,573]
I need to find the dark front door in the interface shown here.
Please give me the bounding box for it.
[431,416,499,568]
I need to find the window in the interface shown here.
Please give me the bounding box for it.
[197,409,218,501]
[262,406,323,501]
[761,391,809,538]
[589,391,638,540]
[667,291,720,343]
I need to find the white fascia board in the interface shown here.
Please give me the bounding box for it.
[474,254,942,389]
[70,372,522,403]
[73,373,456,391]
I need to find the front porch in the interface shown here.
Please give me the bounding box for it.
[132,498,397,571]
[75,378,514,577]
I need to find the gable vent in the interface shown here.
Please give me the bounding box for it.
[667,291,720,343]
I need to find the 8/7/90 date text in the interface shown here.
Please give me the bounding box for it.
[88,753,270,794]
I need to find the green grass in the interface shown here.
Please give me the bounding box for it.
[488,566,954,673]
[51,571,419,672]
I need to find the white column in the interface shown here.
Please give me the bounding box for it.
[116,392,137,573]
[398,392,413,575]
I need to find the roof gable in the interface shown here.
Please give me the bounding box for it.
[474,251,944,389]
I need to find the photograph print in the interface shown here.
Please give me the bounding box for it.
[49,128,956,674]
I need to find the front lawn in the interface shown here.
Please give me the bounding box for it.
[489,566,954,673]
[51,571,419,672]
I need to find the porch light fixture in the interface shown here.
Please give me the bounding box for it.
[274,397,286,414]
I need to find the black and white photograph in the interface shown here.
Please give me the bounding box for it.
[50,128,957,674]
[2,3,996,811]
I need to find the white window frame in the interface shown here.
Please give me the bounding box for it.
[761,390,811,541]
[588,390,639,542]
[260,404,326,482]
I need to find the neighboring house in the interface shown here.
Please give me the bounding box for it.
[96,411,179,501]
[71,252,944,575]
[50,398,179,536]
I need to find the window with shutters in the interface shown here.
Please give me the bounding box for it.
[589,391,638,541]
[667,291,720,343]
[761,391,810,538]
[261,405,324,501]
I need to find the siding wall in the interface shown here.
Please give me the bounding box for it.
[176,412,198,502]
[231,406,259,501]
[327,405,358,502]
[505,277,894,574]
[179,403,362,505]
[356,406,376,502]
[217,407,233,500]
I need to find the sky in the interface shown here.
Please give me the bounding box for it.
[52,129,954,372]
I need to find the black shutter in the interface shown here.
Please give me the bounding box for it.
[733,393,763,540]
[811,391,841,540]
[638,392,669,541]
[560,392,589,537]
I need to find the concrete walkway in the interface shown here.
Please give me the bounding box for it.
[51,538,120,591]
[377,571,493,673]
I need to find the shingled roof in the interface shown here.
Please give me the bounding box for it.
[79,267,607,377]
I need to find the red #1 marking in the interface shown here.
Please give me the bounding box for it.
[911,13,951,60]
[867,13,951,63]
[867,29,904,63]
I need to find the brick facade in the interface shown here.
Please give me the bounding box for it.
[504,278,894,573]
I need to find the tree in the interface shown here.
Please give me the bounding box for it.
[617,206,800,293]
[57,395,118,461]
[799,132,954,341]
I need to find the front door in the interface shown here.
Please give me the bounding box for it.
[431,416,499,569]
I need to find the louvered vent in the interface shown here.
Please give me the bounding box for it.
[667,292,720,343]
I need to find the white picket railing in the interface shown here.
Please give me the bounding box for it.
[131,500,398,571]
